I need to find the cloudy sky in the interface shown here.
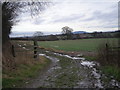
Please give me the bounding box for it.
[11,0,119,34]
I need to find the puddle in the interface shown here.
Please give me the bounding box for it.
[81,61,95,68]
[92,68,103,88]
[53,52,85,60]
[22,47,26,49]
[80,60,103,88]
[39,54,60,62]
[45,51,50,53]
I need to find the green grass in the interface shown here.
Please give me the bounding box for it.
[101,66,120,81]
[38,38,119,52]
[84,56,97,61]
[2,56,51,88]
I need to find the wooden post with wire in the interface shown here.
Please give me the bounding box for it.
[33,40,38,58]
[12,45,15,57]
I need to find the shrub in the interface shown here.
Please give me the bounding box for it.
[97,40,120,67]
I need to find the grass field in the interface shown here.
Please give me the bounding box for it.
[38,38,119,52]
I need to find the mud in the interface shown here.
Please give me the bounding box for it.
[22,48,120,88]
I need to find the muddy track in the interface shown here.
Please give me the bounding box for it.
[22,48,120,88]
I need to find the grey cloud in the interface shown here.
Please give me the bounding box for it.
[103,25,118,28]
[86,24,118,28]
[52,14,85,23]
[82,9,117,22]
[32,18,45,25]
[81,9,118,29]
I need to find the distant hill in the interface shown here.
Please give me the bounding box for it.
[73,31,88,34]
[9,32,35,37]
[9,31,61,37]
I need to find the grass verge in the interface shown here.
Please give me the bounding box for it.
[84,56,96,61]
[101,66,120,81]
[2,56,51,88]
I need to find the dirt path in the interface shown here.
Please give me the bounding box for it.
[23,49,120,88]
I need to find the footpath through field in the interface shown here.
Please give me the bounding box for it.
[23,48,120,88]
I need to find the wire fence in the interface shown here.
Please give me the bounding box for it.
[11,40,38,59]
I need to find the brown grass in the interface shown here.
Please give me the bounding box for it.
[2,40,48,74]
[97,42,120,67]
[2,40,51,88]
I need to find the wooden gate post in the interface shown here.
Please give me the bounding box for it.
[33,40,38,58]
[12,45,15,57]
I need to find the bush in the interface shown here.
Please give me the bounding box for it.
[97,40,120,81]
[97,40,120,67]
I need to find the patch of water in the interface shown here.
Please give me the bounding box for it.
[53,52,85,60]
[39,53,60,62]
[45,51,50,53]
[92,68,103,88]
[22,47,26,49]
[39,54,46,56]
[81,61,95,68]
[110,79,120,88]
[80,60,103,88]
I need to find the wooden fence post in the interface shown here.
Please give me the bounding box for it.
[12,45,15,57]
[34,40,38,58]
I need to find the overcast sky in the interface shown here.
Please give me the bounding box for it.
[11,0,119,34]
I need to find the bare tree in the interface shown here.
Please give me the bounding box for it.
[62,26,73,39]
[33,31,44,37]
[1,0,50,44]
